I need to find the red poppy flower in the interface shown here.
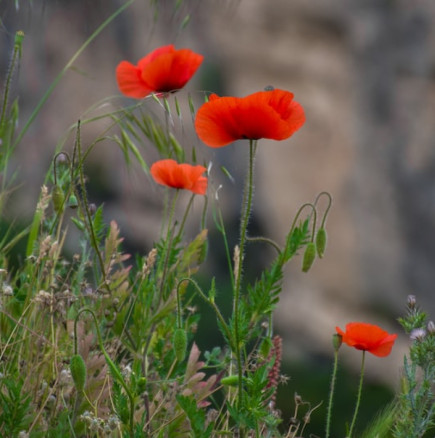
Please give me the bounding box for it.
[194,89,305,147]
[150,159,207,195]
[116,45,203,99]
[335,322,397,357]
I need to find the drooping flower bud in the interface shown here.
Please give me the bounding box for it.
[302,242,316,273]
[137,377,147,393]
[70,354,87,392]
[52,184,65,214]
[315,227,327,258]
[68,194,79,209]
[173,328,187,362]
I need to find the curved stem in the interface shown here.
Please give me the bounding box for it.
[288,203,317,237]
[314,191,333,228]
[246,236,281,255]
[349,351,366,437]
[234,139,256,408]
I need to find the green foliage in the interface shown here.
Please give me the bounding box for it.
[0,377,32,436]
[176,394,214,438]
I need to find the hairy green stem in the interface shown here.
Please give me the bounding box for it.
[234,139,256,408]
[158,189,179,303]
[349,350,366,437]
[325,348,339,438]
[176,280,183,329]
[246,236,281,254]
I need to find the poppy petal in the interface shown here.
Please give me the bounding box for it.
[195,96,242,147]
[368,334,397,357]
[116,61,151,98]
[141,49,203,92]
[137,44,175,70]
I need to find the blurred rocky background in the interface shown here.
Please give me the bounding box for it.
[2,0,435,433]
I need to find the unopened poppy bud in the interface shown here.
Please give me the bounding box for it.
[302,242,316,273]
[68,194,79,209]
[137,377,147,393]
[332,333,342,351]
[264,85,275,91]
[52,185,65,214]
[315,228,327,258]
[407,294,416,309]
[173,328,187,362]
[427,320,435,335]
[220,375,239,387]
[70,354,87,392]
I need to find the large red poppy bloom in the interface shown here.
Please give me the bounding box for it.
[116,45,203,99]
[194,89,305,147]
[335,322,397,357]
[150,159,207,195]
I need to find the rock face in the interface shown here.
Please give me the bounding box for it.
[3,0,435,381]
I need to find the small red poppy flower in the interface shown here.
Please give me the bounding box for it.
[116,45,203,99]
[335,322,397,357]
[150,159,207,195]
[194,89,306,147]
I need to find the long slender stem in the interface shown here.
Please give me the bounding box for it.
[158,189,179,303]
[325,348,339,438]
[234,140,256,408]
[349,351,366,437]
[75,121,109,292]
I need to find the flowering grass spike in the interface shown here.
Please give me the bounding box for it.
[194,89,305,147]
[336,322,397,357]
[116,44,203,98]
[150,159,208,195]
